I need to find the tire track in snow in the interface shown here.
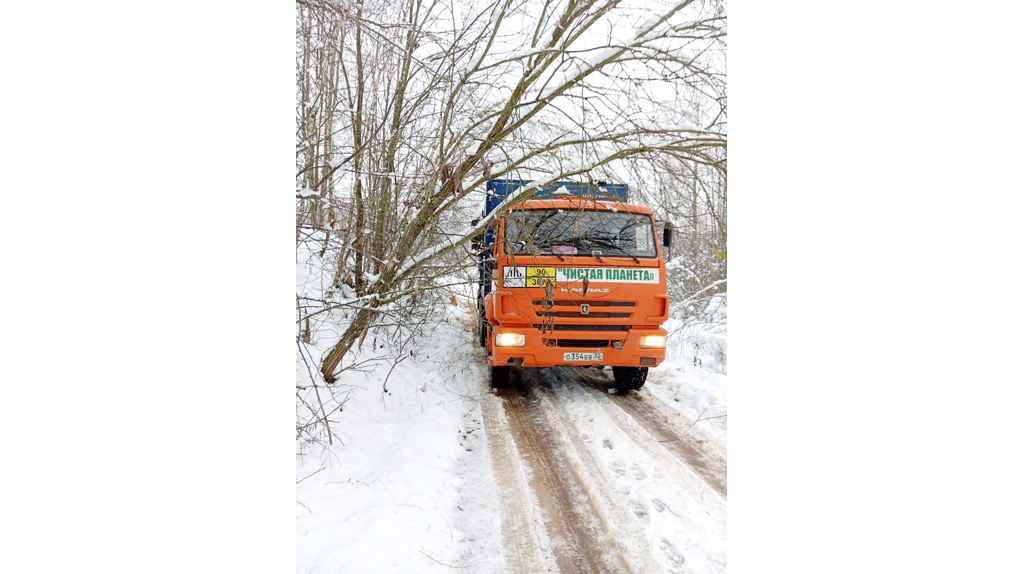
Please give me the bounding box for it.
[574,369,727,500]
[496,372,628,574]
[481,387,549,574]
[532,366,727,568]
[521,369,665,574]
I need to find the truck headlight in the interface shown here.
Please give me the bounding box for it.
[495,332,526,347]
[639,335,666,349]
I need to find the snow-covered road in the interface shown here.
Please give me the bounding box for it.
[475,365,727,573]
[296,317,727,573]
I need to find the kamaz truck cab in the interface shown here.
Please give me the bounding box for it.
[474,179,670,389]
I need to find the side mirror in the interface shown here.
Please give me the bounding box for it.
[662,224,673,248]
[471,230,486,250]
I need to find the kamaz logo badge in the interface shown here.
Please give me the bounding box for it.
[580,304,590,314]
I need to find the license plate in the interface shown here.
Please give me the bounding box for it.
[563,352,603,362]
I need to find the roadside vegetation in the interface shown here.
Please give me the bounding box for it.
[296,0,727,444]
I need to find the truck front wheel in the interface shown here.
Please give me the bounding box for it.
[612,366,648,390]
[489,364,510,388]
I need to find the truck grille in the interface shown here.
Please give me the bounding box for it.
[536,311,631,318]
[531,300,635,307]
[531,299,635,323]
[531,324,631,331]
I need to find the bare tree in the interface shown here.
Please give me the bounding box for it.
[296,0,727,386]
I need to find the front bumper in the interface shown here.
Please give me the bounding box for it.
[488,326,667,368]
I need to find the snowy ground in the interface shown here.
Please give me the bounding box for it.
[296,299,727,573]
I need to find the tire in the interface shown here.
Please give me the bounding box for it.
[489,364,511,388]
[612,366,648,390]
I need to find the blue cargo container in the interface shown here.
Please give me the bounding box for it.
[483,179,629,216]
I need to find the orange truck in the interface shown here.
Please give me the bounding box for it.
[473,179,671,389]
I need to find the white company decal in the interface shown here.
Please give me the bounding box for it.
[502,266,658,288]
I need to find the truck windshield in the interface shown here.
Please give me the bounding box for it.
[505,209,657,259]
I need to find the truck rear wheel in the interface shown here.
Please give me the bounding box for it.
[612,366,648,390]
[489,364,510,388]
